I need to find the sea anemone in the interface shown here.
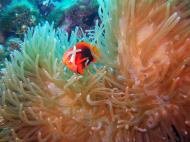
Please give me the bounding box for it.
[1,0,190,142]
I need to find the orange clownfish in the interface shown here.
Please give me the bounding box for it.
[62,42,100,74]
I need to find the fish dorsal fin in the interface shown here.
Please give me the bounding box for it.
[76,42,100,58]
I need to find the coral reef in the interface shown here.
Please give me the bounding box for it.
[0,37,23,75]
[1,0,190,142]
[0,0,12,8]
[0,0,99,39]
[47,0,99,34]
[0,0,39,38]
[0,45,9,72]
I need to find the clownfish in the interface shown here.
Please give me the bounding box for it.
[62,42,100,74]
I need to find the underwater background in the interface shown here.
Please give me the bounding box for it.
[0,0,190,142]
[0,0,99,71]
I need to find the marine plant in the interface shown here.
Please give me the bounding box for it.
[1,0,190,142]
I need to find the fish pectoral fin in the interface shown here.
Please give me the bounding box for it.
[85,58,90,67]
[77,65,84,74]
[77,57,88,64]
[66,62,77,72]
[92,58,96,62]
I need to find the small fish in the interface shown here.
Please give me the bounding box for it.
[62,42,100,74]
